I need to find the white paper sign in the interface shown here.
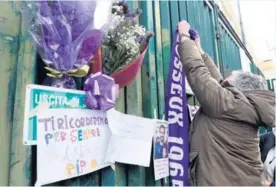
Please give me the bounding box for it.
[185,78,193,95]
[105,109,156,167]
[187,104,200,121]
[153,120,169,180]
[36,109,111,186]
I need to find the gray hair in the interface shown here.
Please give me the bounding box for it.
[230,71,267,91]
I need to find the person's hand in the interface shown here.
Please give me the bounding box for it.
[194,37,205,55]
[194,37,201,49]
[189,29,198,40]
[263,179,272,186]
[178,20,190,36]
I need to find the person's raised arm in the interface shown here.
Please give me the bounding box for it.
[178,21,236,117]
[194,37,223,83]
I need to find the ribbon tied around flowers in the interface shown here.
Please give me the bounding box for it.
[45,65,90,79]
[84,72,119,112]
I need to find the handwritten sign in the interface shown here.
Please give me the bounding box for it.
[23,84,87,145]
[36,109,110,186]
[105,109,156,167]
[153,120,169,180]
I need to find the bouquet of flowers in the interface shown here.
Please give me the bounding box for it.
[92,0,153,88]
[22,0,112,89]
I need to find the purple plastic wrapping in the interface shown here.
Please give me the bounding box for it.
[22,0,112,89]
[189,28,199,40]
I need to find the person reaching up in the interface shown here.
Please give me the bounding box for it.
[178,20,275,186]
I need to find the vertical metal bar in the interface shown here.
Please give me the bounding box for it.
[160,2,172,184]
[225,34,232,71]
[208,3,220,67]
[221,27,227,77]
[237,0,246,45]
[200,2,208,52]
[193,1,201,33]
[160,0,171,85]
[224,30,231,76]
[153,0,165,120]
[236,45,242,69]
[153,0,167,185]
[139,0,158,186]
[126,1,146,186]
[102,89,127,186]
[186,1,195,26]
[213,4,225,77]
[169,0,180,39]
[205,6,214,59]
[233,42,238,70]
[178,0,188,21]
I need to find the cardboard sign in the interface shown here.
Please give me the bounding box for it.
[23,84,88,145]
[153,120,169,180]
[36,108,110,186]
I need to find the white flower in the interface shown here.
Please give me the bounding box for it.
[102,9,149,73]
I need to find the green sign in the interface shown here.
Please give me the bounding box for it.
[23,84,88,145]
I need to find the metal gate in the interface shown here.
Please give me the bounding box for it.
[0,1,257,186]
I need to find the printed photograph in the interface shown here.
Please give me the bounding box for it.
[154,121,168,159]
